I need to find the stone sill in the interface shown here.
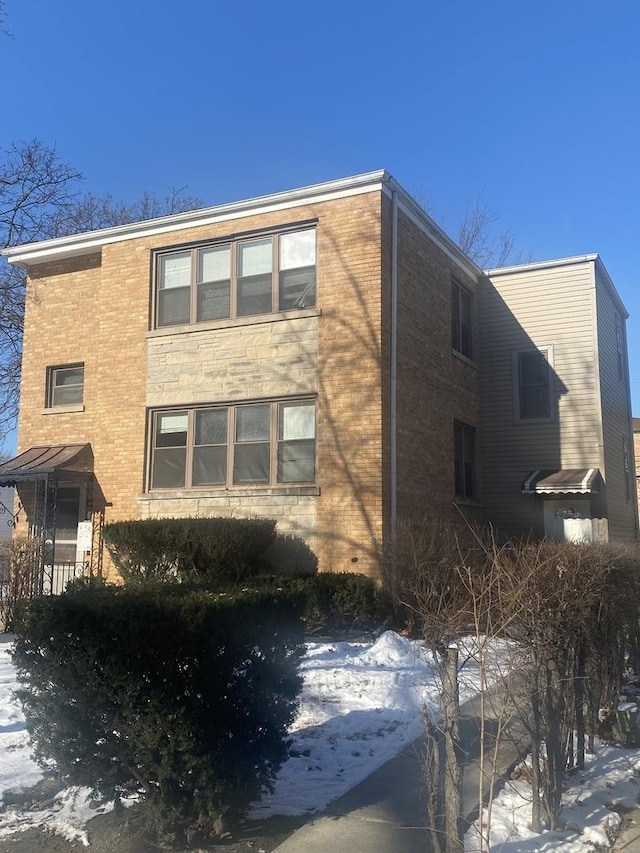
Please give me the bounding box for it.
[146,307,321,339]
[139,486,320,501]
[41,404,85,415]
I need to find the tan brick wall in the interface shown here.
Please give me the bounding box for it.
[314,193,385,578]
[393,206,481,532]
[17,192,387,579]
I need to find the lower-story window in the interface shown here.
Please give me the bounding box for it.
[454,421,476,500]
[150,399,316,490]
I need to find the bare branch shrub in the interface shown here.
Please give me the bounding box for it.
[390,523,640,849]
[0,536,43,630]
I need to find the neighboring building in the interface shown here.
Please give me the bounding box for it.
[0,171,636,584]
[481,256,638,543]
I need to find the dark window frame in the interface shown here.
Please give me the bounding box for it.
[513,347,554,422]
[46,363,85,408]
[454,420,476,500]
[149,398,317,490]
[154,227,317,329]
[451,280,473,360]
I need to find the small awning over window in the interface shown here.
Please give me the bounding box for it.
[522,468,600,495]
[0,444,93,486]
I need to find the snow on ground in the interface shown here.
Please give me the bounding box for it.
[466,743,640,851]
[1,629,639,850]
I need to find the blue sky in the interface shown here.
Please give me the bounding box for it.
[2,0,640,433]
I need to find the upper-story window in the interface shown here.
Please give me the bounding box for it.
[451,280,473,359]
[47,364,84,408]
[155,228,316,328]
[513,347,553,421]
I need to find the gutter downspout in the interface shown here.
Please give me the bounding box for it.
[390,190,398,555]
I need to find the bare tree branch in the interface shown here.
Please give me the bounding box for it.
[457,196,518,269]
[0,139,202,445]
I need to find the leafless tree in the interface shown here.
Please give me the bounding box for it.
[412,183,526,268]
[456,196,518,269]
[0,139,201,444]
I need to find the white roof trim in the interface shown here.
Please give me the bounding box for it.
[2,170,389,267]
[2,169,482,280]
[486,254,599,277]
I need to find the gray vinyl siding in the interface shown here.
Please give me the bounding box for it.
[594,262,637,539]
[480,261,600,537]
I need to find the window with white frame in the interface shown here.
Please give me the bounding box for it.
[47,364,84,407]
[150,399,316,489]
[454,421,476,500]
[451,280,473,359]
[155,228,316,328]
[514,347,553,421]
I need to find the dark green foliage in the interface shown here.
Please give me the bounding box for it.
[12,583,304,846]
[102,517,276,583]
[225,572,390,634]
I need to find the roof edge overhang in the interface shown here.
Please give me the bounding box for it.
[1,169,482,280]
[487,254,600,278]
[2,170,389,267]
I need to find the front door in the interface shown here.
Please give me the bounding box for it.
[53,484,85,563]
[543,499,594,543]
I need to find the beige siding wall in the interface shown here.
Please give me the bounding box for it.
[393,205,481,533]
[481,261,600,537]
[595,266,638,539]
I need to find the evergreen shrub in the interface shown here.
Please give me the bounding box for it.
[102,517,276,583]
[227,571,389,633]
[12,582,304,846]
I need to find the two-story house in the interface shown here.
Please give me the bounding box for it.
[0,171,482,583]
[0,171,636,587]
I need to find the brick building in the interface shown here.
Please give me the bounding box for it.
[0,171,636,586]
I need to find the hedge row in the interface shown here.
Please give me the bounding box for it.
[13,583,305,846]
[226,572,389,634]
[102,517,276,583]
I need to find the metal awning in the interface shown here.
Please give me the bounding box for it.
[0,444,93,486]
[523,468,600,495]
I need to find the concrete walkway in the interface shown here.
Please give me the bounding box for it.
[273,687,529,853]
[614,809,640,852]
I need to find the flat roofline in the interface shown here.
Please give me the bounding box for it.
[486,254,599,276]
[1,169,481,279]
[487,253,628,318]
[2,170,389,266]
